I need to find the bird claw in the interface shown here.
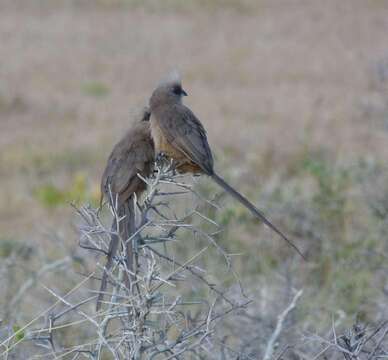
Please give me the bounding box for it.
[156,152,168,167]
[156,152,167,162]
[156,152,179,175]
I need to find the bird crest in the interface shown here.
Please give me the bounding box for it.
[158,69,182,87]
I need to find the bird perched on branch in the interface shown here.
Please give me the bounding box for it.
[97,106,154,310]
[149,72,304,259]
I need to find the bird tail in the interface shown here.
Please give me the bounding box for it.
[211,173,305,260]
[96,218,120,311]
[122,198,136,290]
[96,197,137,312]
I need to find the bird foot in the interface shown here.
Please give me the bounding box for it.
[156,152,168,167]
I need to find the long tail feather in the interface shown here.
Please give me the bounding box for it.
[211,173,306,260]
[96,221,120,311]
[123,199,136,290]
[96,198,137,311]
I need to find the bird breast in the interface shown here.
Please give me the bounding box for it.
[150,114,180,160]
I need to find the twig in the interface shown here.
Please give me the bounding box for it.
[263,289,303,360]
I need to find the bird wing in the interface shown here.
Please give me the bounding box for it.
[101,126,154,201]
[156,104,214,174]
[101,144,138,198]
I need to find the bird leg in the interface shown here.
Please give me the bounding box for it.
[155,152,168,166]
[156,152,180,174]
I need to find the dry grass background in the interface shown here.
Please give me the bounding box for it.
[1,0,388,357]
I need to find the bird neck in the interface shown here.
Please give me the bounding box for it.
[150,95,181,112]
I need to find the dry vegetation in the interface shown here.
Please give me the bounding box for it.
[1,0,388,358]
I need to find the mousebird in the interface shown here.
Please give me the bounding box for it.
[148,72,304,259]
[97,106,154,310]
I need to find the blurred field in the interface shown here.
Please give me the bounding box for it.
[1,0,388,357]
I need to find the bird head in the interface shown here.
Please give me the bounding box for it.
[149,70,188,110]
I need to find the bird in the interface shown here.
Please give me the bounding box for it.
[149,72,304,259]
[97,106,155,310]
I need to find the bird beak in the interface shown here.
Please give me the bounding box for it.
[181,89,188,96]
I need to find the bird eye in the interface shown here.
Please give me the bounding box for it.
[172,86,181,95]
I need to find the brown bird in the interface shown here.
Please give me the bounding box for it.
[149,72,304,258]
[97,106,154,310]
